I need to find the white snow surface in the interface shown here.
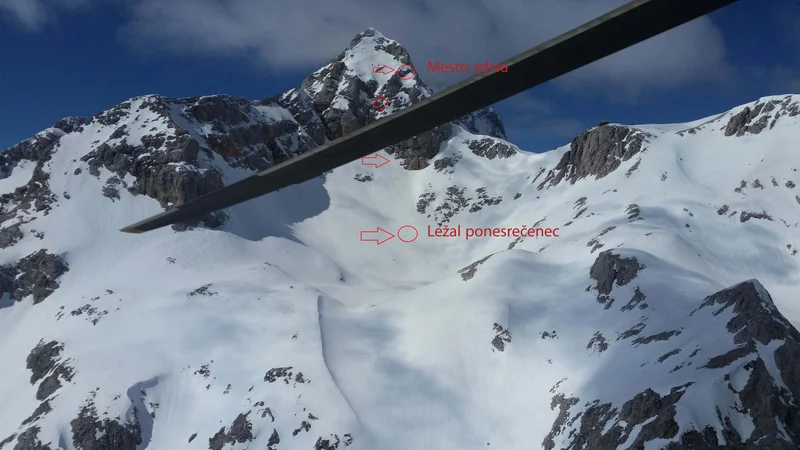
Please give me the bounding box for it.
[1,70,800,449]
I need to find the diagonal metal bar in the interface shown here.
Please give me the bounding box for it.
[121,0,738,233]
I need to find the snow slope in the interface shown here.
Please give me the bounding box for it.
[1,28,800,450]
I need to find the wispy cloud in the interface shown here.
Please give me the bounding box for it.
[3,0,733,98]
[0,0,88,31]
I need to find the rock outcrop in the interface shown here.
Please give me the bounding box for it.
[0,250,69,304]
[545,280,800,449]
[538,125,654,189]
[724,96,800,137]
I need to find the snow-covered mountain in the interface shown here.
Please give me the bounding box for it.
[1,28,800,450]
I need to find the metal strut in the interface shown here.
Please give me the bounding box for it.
[121,0,738,233]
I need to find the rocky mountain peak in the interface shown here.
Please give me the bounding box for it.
[297,27,434,150]
[537,124,654,190]
[347,28,412,65]
[723,95,800,137]
[287,27,506,169]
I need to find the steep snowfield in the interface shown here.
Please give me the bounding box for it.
[1,29,800,450]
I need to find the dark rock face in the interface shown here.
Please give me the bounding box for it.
[685,280,800,448]
[724,96,800,137]
[546,280,800,449]
[384,124,452,170]
[0,250,69,304]
[263,366,309,386]
[427,186,469,225]
[79,97,228,230]
[589,251,646,312]
[416,192,436,215]
[0,130,62,226]
[26,341,65,384]
[14,166,58,216]
[53,116,89,134]
[586,332,609,353]
[433,153,462,173]
[0,265,13,301]
[8,426,52,450]
[92,101,132,127]
[466,137,517,160]
[292,420,311,436]
[543,384,691,450]
[0,223,23,249]
[21,401,52,426]
[0,129,64,165]
[469,187,502,213]
[191,96,319,170]
[542,394,580,450]
[264,367,294,383]
[0,434,15,448]
[538,125,653,189]
[621,286,648,311]
[589,250,645,296]
[270,89,327,144]
[631,329,681,346]
[208,412,254,450]
[314,434,354,449]
[458,254,494,281]
[739,210,773,222]
[70,402,142,450]
[491,323,512,351]
[454,108,506,140]
[26,340,75,401]
[626,204,642,221]
[267,429,280,450]
[725,104,770,137]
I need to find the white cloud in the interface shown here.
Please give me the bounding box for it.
[4,0,732,96]
[556,18,729,98]
[115,0,730,95]
[0,0,88,30]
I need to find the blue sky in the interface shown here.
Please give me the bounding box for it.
[0,0,798,153]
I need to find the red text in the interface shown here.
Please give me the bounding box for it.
[427,60,509,73]
[427,225,559,240]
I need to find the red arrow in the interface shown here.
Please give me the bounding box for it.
[371,64,396,75]
[361,153,390,168]
[360,227,395,245]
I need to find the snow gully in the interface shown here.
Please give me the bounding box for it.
[427,225,560,240]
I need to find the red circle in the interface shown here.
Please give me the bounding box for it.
[397,64,416,80]
[397,225,418,242]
